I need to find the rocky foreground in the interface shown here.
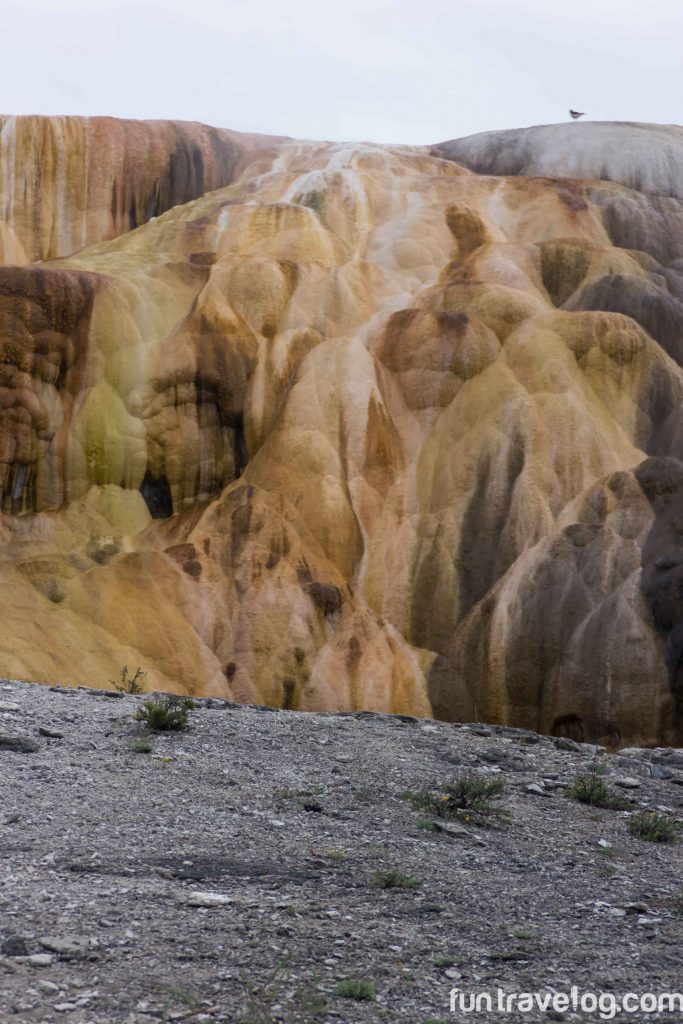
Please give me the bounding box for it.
[1,679,682,1023]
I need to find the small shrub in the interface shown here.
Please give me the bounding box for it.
[442,774,506,815]
[567,770,631,810]
[112,665,147,694]
[401,789,441,815]
[433,955,456,967]
[132,736,153,754]
[134,694,195,732]
[334,979,376,1001]
[628,810,677,843]
[402,775,507,825]
[373,867,420,890]
[418,819,438,831]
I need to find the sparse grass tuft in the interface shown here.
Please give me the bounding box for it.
[567,769,632,810]
[276,785,325,800]
[373,867,420,890]
[112,665,147,694]
[132,736,153,754]
[134,694,195,732]
[237,958,327,1023]
[334,979,376,1001]
[401,789,441,814]
[628,810,677,843]
[155,984,198,1008]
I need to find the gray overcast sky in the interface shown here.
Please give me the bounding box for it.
[3,0,683,144]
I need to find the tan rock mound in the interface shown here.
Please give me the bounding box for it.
[0,119,682,745]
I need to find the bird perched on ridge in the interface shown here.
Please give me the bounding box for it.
[569,110,585,119]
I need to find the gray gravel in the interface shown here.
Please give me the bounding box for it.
[1,679,682,1023]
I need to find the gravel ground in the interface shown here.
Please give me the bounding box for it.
[1,679,682,1024]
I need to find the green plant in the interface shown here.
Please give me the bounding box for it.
[401,789,441,814]
[334,979,376,1001]
[276,785,325,799]
[134,694,195,732]
[373,867,420,890]
[418,819,438,831]
[402,774,507,825]
[154,984,198,1008]
[132,736,153,754]
[433,956,456,967]
[442,774,506,814]
[567,770,632,810]
[112,665,147,694]
[628,810,677,843]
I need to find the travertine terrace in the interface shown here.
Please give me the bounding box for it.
[1,116,682,745]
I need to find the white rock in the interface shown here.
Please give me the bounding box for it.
[614,777,641,789]
[39,935,93,957]
[28,954,54,967]
[37,980,61,993]
[186,891,232,907]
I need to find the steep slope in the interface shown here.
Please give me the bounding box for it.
[0,119,682,745]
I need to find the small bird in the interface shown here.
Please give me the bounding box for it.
[569,109,585,120]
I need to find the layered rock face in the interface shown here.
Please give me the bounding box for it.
[1,116,682,746]
[0,116,283,262]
